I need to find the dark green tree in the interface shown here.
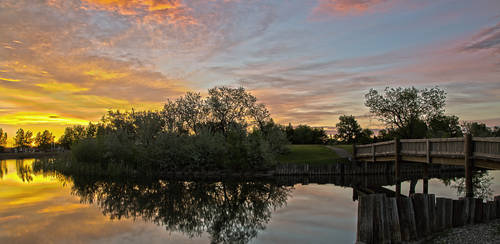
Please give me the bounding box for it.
[335,115,362,144]
[428,115,462,138]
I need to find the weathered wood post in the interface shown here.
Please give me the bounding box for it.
[495,196,500,218]
[394,138,401,198]
[475,199,484,223]
[385,197,402,243]
[464,134,474,198]
[428,194,436,232]
[412,194,431,237]
[444,198,453,228]
[372,144,376,163]
[423,139,430,194]
[453,199,467,227]
[423,166,429,194]
[466,197,476,224]
[357,195,375,243]
[435,197,447,231]
[426,139,431,164]
[409,179,417,196]
[397,197,418,241]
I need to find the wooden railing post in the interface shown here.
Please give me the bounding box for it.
[464,134,474,198]
[426,139,431,164]
[423,139,430,194]
[423,166,429,194]
[372,144,376,163]
[394,138,401,198]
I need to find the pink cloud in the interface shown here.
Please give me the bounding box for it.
[313,0,389,16]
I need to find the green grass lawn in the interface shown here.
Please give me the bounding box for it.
[277,144,340,165]
[334,144,353,154]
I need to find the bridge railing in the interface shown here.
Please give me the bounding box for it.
[354,136,500,164]
[473,137,500,161]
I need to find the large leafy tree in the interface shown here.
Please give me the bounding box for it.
[206,87,270,135]
[335,115,362,144]
[35,130,55,151]
[365,86,446,139]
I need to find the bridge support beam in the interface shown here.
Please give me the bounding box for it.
[394,138,401,198]
[464,134,474,198]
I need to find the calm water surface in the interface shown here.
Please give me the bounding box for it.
[1,159,499,244]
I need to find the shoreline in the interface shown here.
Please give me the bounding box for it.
[0,152,61,160]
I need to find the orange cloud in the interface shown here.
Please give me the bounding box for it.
[81,0,198,25]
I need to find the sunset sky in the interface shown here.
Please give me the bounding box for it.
[1,0,499,141]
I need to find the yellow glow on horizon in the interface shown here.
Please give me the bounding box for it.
[36,82,89,93]
[0,112,89,126]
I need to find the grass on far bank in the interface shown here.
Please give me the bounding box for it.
[277,144,340,165]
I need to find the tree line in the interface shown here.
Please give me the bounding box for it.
[2,86,499,156]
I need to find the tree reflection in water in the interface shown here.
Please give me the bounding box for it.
[69,175,291,244]
[0,160,7,179]
[16,159,34,182]
[451,170,493,200]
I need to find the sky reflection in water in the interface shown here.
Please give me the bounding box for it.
[0,159,498,244]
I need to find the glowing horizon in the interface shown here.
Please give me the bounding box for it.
[1,0,500,143]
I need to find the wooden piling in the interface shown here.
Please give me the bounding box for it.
[423,166,429,194]
[444,198,453,228]
[397,197,418,241]
[482,201,490,222]
[488,201,496,220]
[373,194,387,243]
[474,199,484,223]
[464,134,474,198]
[412,194,431,236]
[453,199,467,227]
[428,194,436,232]
[495,196,500,218]
[357,195,375,243]
[385,197,401,243]
[394,138,400,198]
[435,198,447,231]
[465,197,475,224]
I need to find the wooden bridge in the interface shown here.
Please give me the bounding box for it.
[353,135,500,197]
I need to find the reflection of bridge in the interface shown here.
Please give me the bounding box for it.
[354,135,500,197]
[273,168,465,200]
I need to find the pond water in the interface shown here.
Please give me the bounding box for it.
[0,159,499,244]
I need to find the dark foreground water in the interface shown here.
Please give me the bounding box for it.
[1,159,499,244]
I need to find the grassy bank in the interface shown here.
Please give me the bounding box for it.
[277,145,340,165]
